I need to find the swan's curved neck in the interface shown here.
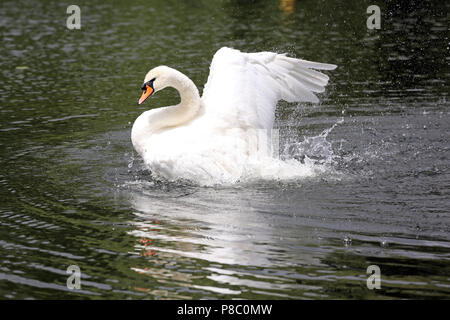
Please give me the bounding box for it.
[151,70,201,131]
[171,71,201,122]
[132,69,201,155]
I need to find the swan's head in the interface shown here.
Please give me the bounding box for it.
[138,66,175,105]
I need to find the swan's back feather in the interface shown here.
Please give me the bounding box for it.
[201,47,336,130]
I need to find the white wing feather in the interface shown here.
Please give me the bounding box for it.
[201,47,337,130]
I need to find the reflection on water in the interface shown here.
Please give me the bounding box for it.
[126,185,326,299]
[122,166,450,299]
[129,189,320,268]
[279,0,296,15]
[0,0,449,299]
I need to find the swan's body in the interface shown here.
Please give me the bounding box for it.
[132,47,336,185]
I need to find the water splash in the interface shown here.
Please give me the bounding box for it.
[283,118,343,167]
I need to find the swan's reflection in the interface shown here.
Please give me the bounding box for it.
[125,181,322,298]
[129,188,278,267]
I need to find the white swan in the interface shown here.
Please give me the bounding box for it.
[131,47,336,185]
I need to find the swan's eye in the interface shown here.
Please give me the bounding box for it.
[141,78,156,91]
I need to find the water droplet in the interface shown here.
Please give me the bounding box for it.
[343,236,352,246]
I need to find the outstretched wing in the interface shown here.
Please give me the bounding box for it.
[201,47,336,130]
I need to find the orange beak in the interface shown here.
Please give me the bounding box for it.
[138,84,154,105]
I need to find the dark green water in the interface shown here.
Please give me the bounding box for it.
[0,0,449,299]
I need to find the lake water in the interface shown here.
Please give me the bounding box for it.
[0,0,449,299]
